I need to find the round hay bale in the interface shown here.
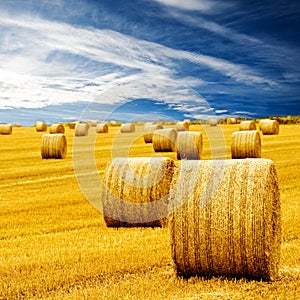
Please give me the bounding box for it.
[176,121,189,131]
[143,124,164,143]
[96,123,108,133]
[239,120,256,131]
[120,123,135,133]
[103,157,175,227]
[226,117,237,125]
[176,131,202,160]
[169,159,281,281]
[68,122,77,129]
[108,120,119,127]
[75,123,89,136]
[35,121,47,132]
[259,119,279,135]
[41,134,67,159]
[90,120,98,127]
[231,131,261,159]
[14,123,22,127]
[208,119,218,126]
[152,128,177,152]
[0,123,12,135]
[144,122,155,130]
[49,123,65,134]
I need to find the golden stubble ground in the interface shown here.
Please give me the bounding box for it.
[0,124,299,299]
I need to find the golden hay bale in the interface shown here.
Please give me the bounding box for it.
[68,122,77,129]
[144,122,155,130]
[41,134,67,159]
[14,123,22,127]
[102,157,175,227]
[259,119,279,135]
[143,124,164,143]
[226,117,237,125]
[49,123,65,134]
[90,120,98,127]
[35,121,47,132]
[152,128,177,152]
[120,123,135,133]
[75,123,89,136]
[175,131,202,160]
[96,123,109,133]
[0,123,12,135]
[176,121,189,131]
[231,130,261,159]
[169,159,281,281]
[208,119,218,126]
[108,120,119,126]
[239,120,256,131]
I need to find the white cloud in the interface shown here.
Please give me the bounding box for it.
[152,0,218,12]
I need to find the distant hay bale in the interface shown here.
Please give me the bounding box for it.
[176,121,189,131]
[144,122,155,130]
[175,131,202,160]
[143,124,164,143]
[226,117,237,125]
[49,123,65,134]
[120,123,135,133]
[231,130,261,159]
[90,120,98,127]
[259,119,279,135]
[152,128,177,152]
[75,123,89,136]
[0,123,12,135]
[169,158,281,281]
[41,134,67,159]
[239,120,256,131]
[36,121,47,132]
[208,119,218,126]
[102,157,175,227]
[96,123,109,133]
[68,122,77,129]
[14,123,22,127]
[108,121,120,127]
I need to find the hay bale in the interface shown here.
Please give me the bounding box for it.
[176,121,189,131]
[259,119,279,135]
[143,124,164,143]
[175,131,202,160]
[41,134,67,159]
[90,120,98,127]
[120,123,135,133]
[49,123,65,134]
[14,123,22,127]
[239,120,256,131]
[75,123,89,136]
[96,123,109,133]
[208,119,218,126]
[68,122,77,129]
[152,128,177,152]
[102,157,175,227]
[0,123,12,135]
[36,121,47,132]
[108,120,119,126]
[169,159,281,281]
[144,122,155,130]
[231,131,261,159]
[226,117,237,125]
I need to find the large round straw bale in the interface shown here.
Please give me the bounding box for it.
[231,130,261,159]
[208,119,218,126]
[120,123,135,133]
[0,123,12,135]
[41,134,67,159]
[75,123,89,136]
[239,120,256,131]
[169,159,281,281]
[152,128,177,152]
[176,121,189,131]
[102,157,175,227]
[96,123,108,133]
[143,124,164,143]
[226,117,237,125]
[68,122,77,129]
[176,131,202,160]
[259,119,279,135]
[49,123,65,134]
[36,121,47,132]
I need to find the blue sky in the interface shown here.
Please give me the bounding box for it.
[0,0,299,125]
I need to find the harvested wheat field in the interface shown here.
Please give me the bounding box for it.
[0,123,299,299]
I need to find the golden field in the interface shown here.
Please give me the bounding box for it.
[0,123,299,299]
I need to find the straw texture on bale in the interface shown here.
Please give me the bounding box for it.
[75,123,89,136]
[96,123,109,133]
[226,117,237,125]
[102,157,175,227]
[0,124,12,135]
[231,130,261,159]
[169,159,281,281]
[49,123,65,134]
[152,128,177,152]
[35,121,47,132]
[175,121,189,131]
[120,123,135,133]
[259,119,279,135]
[41,134,67,159]
[143,124,164,143]
[176,131,202,160]
[208,119,218,126]
[239,120,256,131]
